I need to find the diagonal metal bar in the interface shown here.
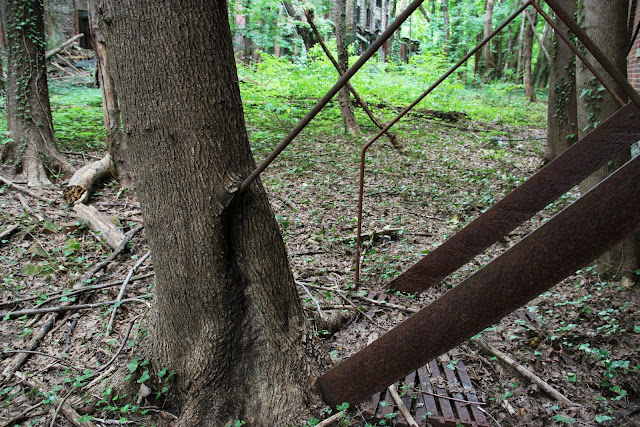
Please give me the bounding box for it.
[354,0,534,286]
[317,152,640,407]
[544,0,640,108]
[389,102,640,293]
[238,0,428,194]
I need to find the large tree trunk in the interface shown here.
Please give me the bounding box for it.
[522,2,537,102]
[98,1,326,425]
[2,0,75,188]
[577,0,639,277]
[483,0,495,78]
[88,0,134,188]
[545,0,578,163]
[334,0,361,134]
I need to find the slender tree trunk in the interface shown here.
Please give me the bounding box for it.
[1,0,75,188]
[545,0,578,163]
[532,21,551,87]
[442,3,450,56]
[522,3,536,101]
[87,0,134,188]
[515,11,526,81]
[483,0,495,78]
[577,0,639,277]
[334,0,361,134]
[98,1,327,425]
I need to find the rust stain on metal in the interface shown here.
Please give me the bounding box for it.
[389,102,640,294]
[318,153,640,407]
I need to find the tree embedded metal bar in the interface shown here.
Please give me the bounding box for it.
[318,152,640,407]
[389,102,640,293]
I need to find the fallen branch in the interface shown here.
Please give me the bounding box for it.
[474,338,576,406]
[0,174,54,203]
[388,384,418,427]
[45,34,84,59]
[0,401,47,427]
[64,154,112,204]
[73,203,125,250]
[0,272,154,308]
[297,282,418,314]
[0,224,19,243]
[106,251,151,334]
[315,411,345,427]
[2,314,58,378]
[79,224,144,282]
[0,295,152,320]
[1,350,81,370]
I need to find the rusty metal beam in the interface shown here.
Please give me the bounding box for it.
[317,152,640,407]
[389,102,640,294]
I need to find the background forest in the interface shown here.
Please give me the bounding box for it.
[1,0,640,426]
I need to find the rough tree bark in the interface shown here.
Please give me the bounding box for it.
[1,0,75,188]
[483,0,495,78]
[577,0,639,277]
[522,2,537,102]
[334,0,361,134]
[545,0,577,163]
[98,0,327,425]
[87,0,134,188]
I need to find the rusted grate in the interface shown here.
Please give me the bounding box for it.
[363,357,488,426]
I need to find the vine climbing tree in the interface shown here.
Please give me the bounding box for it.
[1,0,75,188]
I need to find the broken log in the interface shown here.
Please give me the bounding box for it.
[64,154,112,204]
[45,34,84,60]
[73,203,125,250]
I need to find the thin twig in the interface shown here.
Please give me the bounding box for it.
[106,250,151,334]
[299,281,324,317]
[0,174,55,203]
[388,384,418,427]
[96,319,137,374]
[411,387,486,406]
[479,406,502,427]
[0,295,152,320]
[50,389,73,427]
[2,313,58,378]
[0,272,155,308]
[315,411,345,427]
[298,282,418,314]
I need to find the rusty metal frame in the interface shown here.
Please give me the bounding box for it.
[318,152,640,407]
[389,101,640,293]
[354,0,639,286]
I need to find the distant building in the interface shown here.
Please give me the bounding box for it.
[628,4,640,90]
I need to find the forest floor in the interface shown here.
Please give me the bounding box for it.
[1,72,640,427]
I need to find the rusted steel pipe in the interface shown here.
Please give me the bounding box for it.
[530,1,625,107]
[238,0,429,194]
[354,0,533,286]
[544,0,640,108]
[389,102,640,293]
[319,153,640,407]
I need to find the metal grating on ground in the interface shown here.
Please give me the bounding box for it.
[362,357,488,426]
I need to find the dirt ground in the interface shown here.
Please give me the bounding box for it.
[1,112,639,426]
